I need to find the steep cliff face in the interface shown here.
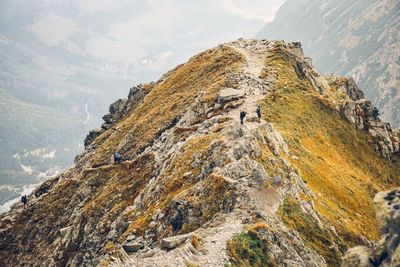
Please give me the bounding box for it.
[257,0,400,128]
[0,39,399,267]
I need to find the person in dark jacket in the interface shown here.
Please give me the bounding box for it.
[256,105,261,122]
[113,152,123,163]
[21,195,28,208]
[240,110,247,125]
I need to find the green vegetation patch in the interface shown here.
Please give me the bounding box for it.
[227,231,277,267]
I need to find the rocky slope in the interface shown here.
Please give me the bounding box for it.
[0,39,399,267]
[257,0,400,128]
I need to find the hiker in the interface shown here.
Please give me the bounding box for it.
[256,105,261,123]
[21,195,28,208]
[170,209,183,232]
[113,152,123,164]
[240,111,247,125]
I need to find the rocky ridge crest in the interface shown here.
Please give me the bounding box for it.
[0,39,399,267]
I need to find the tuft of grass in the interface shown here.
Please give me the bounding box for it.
[103,242,118,254]
[191,234,202,250]
[185,261,200,267]
[227,231,277,267]
[246,222,269,233]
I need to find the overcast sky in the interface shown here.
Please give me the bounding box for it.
[1,0,284,79]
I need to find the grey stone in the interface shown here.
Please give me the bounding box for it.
[341,246,374,267]
[161,234,191,250]
[149,221,158,228]
[126,234,136,242]
[123,241,144,253]
[217,88,244,103]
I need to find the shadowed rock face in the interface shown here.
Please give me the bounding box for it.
[0,39,399,267]
[342,188,400,267]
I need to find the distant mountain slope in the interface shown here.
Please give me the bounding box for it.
[0,39,399,267]
[257,0,400,128]
[0,34,131,207]
[0,89,84,206]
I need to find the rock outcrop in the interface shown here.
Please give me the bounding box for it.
[325,75,400,160]
[84,85,150,147]
[0,39,399,267]
[342,188,400,267]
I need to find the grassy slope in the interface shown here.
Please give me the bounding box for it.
[89,47,244,166]
[260,46,400,252]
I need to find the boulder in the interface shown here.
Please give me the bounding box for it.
[151,209,165,221]
[341,246,374,267]
[343,188,400,266]
[374,188,400,265]
[325,76,364,101]
[83,85,151,150]
[122,240,144,253]
[161,234,191,250]
[109,99,128,116]
[217,88,244,103]
[246,116,259,122]
[60,226,72,237]
[34,177,59,197]
[148,221,157,228]
[126,234,136,242]
[339,97,399,160]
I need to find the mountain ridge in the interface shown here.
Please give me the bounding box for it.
[0,39,399,267]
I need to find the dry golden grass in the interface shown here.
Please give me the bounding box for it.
[103,241,118,254]
[82,154,156,215]
[261,45,400,251]
[246,222,269,233]
[191,234,202,250]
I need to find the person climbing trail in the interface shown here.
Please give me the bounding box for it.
[256,105,261,123]
[113,152,123,164]
[240,110,247,125]
[21,195,28,208]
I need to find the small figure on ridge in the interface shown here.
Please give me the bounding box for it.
[240,110,247,125]
[113,152,123,164]
[256,105,261,123]
[21,195,28,208]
